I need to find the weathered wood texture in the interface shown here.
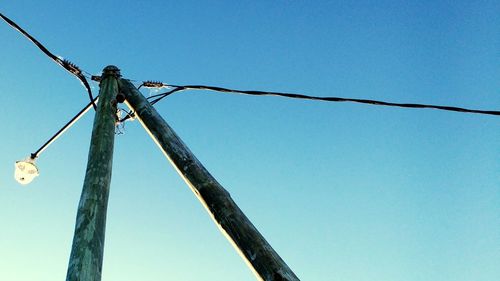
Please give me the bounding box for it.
[66,66,119,281]
[119,78,299,281]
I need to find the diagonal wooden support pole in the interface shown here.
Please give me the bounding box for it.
[66,66,120,281]
[119,78,299,281]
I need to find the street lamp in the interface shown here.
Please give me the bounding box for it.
[12,96,99,186]
[14,158,39,185]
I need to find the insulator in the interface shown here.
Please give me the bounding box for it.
[142,81,165,88]
[62,59,82,75]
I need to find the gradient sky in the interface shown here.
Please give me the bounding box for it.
[1,1,499,281]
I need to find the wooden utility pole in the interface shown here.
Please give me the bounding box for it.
[66,66,120,281]
[119,78,299,281]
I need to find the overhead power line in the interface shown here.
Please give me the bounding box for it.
[2,11,498,117]
[0,13,96,109]
[141,82,500,117]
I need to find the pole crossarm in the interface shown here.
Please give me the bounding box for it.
[66,66,120,281]
[119,78,299,281]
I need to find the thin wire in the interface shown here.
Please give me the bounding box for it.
[155,84,499,117]
[149,87,187,104]
[115,109,127,135]
[0,13,96,110]
[118,87,186,123]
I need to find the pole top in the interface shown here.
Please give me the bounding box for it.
[102,65,121,78]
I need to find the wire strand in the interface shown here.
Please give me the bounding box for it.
[149,87,187,104]
[0,13,96,110]
[155,84,500,117]
[118,87,186,123]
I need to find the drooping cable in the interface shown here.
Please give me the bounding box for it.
[0,13,96,109]
[145,82,499,117]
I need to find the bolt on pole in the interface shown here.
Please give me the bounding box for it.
[119,78,299,281]
[66,66,120,281]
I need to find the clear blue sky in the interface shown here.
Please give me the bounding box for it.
[1,1,499,280]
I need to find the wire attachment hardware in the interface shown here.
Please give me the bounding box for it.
[62,59,82,75]
[142,81,166,88]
